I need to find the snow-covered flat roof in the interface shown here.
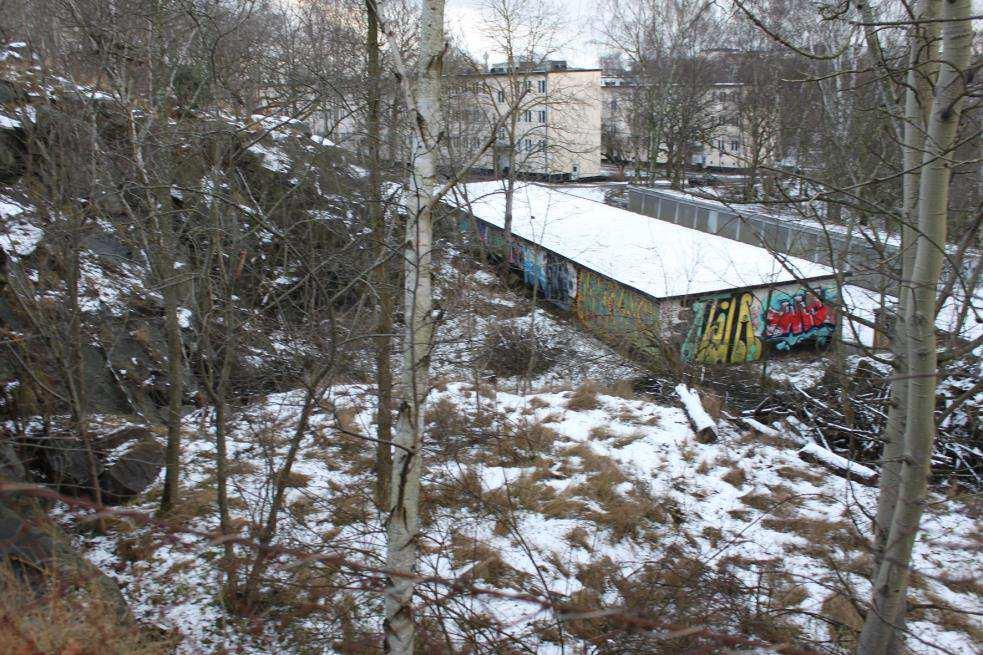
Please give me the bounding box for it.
[461,182,835,299]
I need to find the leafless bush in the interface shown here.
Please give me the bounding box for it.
[482,323,557,378]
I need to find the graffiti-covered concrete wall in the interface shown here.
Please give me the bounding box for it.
[574,269,665,361]
[679,284,838,364]
[457,212,839,367]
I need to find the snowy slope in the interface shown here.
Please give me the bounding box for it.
[65,380,980,655]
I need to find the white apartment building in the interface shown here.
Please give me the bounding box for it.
[477,60,601,179]
[310,61,603,181]
[691,83,753,169]
[449,60,603,180]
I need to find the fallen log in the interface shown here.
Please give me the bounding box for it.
[798,442,878,486]
[675,384,718,443]
[739,416,782,439]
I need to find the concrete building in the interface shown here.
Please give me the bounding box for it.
[449,60,603,180]
[310,60,603,181]
[690,82,756,169]
[459,181,840,366]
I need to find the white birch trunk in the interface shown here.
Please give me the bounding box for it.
[384,0,445,652]
[858,1,973,651]
[871,0,938,578]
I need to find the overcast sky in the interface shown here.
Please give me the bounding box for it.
[445,0,606,68]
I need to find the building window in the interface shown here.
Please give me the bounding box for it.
[731,139,740,151]
[538,139,546,151]
[538,79,547,93]
[523,80,532,91]
[537,110,547,123]
[497,89,505,102]
[717,139,724,151]
[498,128,506,140]
[522,110,532,122]
[523,138,532,151]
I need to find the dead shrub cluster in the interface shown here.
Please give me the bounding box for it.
[565,381,601,411]
[481,323,558,378]
[560,545,807,653]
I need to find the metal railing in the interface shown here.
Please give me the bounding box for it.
[627,186,900,292]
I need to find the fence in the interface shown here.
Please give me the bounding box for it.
[627,186,898,292]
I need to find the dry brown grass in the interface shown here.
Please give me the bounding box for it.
[421,466,486,521]
[565,546,805,653]
[937,573,983,596]
[560,450,677,540]
[588,425,613,441]
[613,406,638,423]
[570,468,629,509]
[761,516,866,551]
[721,466,747,488]
[564,525,593,551]
[774,465,826,484]
[739,484,802,517]
[603,379,637,400]
[448,533,517,587]
[281,470,311,488]
[161,486,217,526]
[821,592,863,651]
[611,431,646,449]
[566,381,601,411]
[329,484,372,527]
[513,420,560,456]
[917,590,983,644]
[0,567,176,655]
[540,493,590,520]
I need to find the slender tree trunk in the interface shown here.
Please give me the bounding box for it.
[871,0,937,585]
[213,391,234,591]
[66,242,105,531]
[858,1,972,651]
[384,0,445,651]
[159,209,184,515]
[366,0,394,508]
[502,144,516,276]
[867,4,939,648]
[244,390,319,602]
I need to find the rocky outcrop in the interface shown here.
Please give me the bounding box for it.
[0,491,130,618]
[24,424,164,504]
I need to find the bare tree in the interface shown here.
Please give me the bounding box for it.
[857,0,975,651]
[601,0,720,185]
[380,0,446,650]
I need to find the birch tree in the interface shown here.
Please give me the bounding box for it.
[382,0,445,651]
[378,0,518,646]
[857,0,975,651]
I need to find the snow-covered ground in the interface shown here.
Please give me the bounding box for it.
[57,255,979,655]
[65,376,981,654]
[461,181,834,299]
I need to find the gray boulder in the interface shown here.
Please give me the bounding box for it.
[99,436,165,504]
